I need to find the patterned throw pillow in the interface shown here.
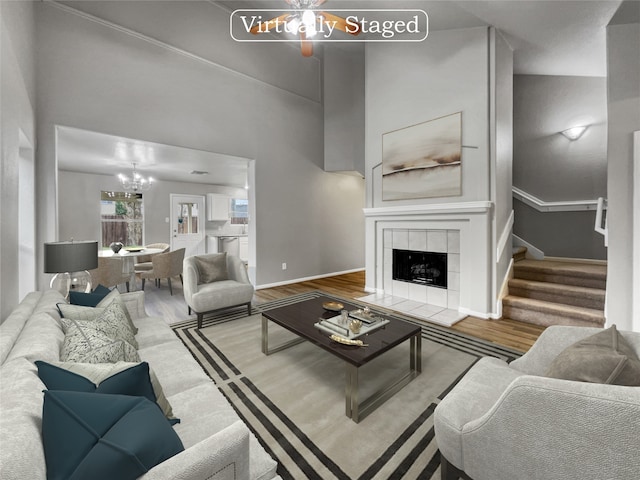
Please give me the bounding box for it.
[60,324,139,363]
[61,302,138,349]
[57,289,138,334]
[97,289,138,334]
[57,303,104,321]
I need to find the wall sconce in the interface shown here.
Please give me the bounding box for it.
[560,125,588,141]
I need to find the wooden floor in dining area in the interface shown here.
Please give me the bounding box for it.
[254,270,546,352]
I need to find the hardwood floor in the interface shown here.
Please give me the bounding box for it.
[254,271,545,352]
[141,270,545,352]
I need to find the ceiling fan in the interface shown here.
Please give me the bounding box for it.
[250,0,361,57]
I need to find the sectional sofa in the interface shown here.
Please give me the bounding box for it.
[0,289,279,480]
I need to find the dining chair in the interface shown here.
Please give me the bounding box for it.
[139,248,185,295]
[89,256,130,292]
[133,243,170,273]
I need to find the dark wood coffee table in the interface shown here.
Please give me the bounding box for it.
[261,296,422,423]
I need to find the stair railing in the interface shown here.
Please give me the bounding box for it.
[594,197,608,247]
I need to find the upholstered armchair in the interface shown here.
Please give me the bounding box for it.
[183,253,254,328]
[89,257,130,292]
[434,325,640,480]
[139,248,185,295]
[134,243,170,273]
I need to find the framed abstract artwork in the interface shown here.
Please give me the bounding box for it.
[382,112,462,200]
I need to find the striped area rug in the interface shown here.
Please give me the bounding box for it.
[172,291,521,480]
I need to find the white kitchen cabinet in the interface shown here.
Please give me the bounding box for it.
[239,236,249,262]
[206,194,230,221]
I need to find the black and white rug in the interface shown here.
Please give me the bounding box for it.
[172,291,521,480]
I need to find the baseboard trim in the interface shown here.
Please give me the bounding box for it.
[500,258,514,300]
[494,258,514,319]
[512,234,544,260]
[543,256,607,266]
[256,268,365,290]
[459,307,501,320]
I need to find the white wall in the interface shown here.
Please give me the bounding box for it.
[364,27,513,317]
[366,27,491,208]
[323,46,365,175]
[47,0,321,102]
[606,21,640,331]
[35,1,365,290]
[1,1,37,320]
[491,29,514,308]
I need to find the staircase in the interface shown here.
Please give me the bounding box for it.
[503,257,606,328]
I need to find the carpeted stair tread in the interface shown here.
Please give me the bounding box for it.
[503,295,605,328]
[512,246,527,262]
[508,278,605,310]
[514,259,606,289]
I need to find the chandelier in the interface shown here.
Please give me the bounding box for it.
[118,163,153,192]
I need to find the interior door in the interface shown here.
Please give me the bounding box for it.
[170,194,205,258]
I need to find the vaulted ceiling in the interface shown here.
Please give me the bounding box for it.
[56,0,624,187]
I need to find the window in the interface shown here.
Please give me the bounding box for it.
[230,198,249,225]
[177,202,199,234]
[101,191,144,247]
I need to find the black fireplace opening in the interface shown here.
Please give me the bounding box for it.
[393,249,447,289]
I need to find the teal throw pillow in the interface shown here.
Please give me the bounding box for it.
[42,390,184,480]
[35,361,179,425]
[93,284,111,296]
[69,285,111,307]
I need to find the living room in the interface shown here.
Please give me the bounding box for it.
[1,1,639,479]
[1,0,638,332]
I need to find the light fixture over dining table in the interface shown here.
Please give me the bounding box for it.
[118,162,153,192]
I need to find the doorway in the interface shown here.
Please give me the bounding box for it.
[170,194,205,257]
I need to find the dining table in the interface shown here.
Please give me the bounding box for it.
[98,247,165,291]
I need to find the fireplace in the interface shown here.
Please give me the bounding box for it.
[365,203,496,319]
[380,227,460,310]
[393,249,447,288]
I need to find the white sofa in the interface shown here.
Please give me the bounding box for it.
[0,289,280,480]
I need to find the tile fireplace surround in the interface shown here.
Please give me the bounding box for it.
[363,202,496,326]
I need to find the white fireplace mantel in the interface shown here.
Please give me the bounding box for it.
[364,201,498,319]
[363,201,493,218]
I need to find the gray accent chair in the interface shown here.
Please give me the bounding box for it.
[434,325,640,480]
[183,253,254,329]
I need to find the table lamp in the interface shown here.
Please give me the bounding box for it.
[44,240,98,298]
